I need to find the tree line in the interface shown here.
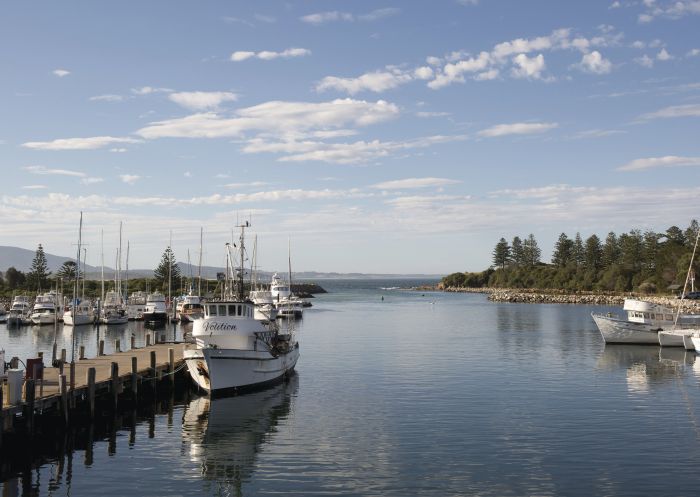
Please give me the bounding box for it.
[0,244,183,297]
[442,220,700,294]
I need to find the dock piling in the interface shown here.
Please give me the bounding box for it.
[59,374,68,423]
[79,346,85,360]
[131,335,136,350]
[99,340,104,356]
[168,348,175,386]
[87,367,96,418]
[150,351,157,391]
[115,339,121,353]
[25,379,35,434]
[69,361,76,408]
[111,362,119,407]
[131,357,138,398]
[146,334,151,346]
[60,348,66,364]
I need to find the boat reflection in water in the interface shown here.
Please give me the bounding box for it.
[182,374,298,487]
[597,345,695,393]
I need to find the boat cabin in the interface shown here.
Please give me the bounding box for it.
[204,302,254,318]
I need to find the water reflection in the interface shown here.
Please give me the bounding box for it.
[597,345,695,393]
[182,375,298,489]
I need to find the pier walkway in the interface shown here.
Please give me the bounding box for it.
[1,343,189,434]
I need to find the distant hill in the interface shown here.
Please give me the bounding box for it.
[0,245,441,280]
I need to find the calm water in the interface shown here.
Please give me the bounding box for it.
[3,280,700,496]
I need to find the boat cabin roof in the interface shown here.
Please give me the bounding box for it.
[204,301,254,318]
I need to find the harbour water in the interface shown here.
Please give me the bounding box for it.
[3,279,700,496]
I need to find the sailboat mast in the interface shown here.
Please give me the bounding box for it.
[288,237,293,296]
[198,227,203,296]
[125,241,130,301]
[73,212,83,320]
[100,229,104,302]
[118,221,123,298]
[81,248,86,299]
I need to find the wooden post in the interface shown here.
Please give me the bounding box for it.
[150,350,157,391]
[131,335,136,350]
[131,356,138,398]
[10,357,18,369]
[60,348,66,364]
[168,348,175,386]
[111,362,119,407]
[59,374,68,423]
[79,346,85,360]
[87,367,96,418]
[69,361,76,408]
[25,379,35,434]
[115,339,121,353]
[99,340,105,356]
[146,333,151,346]
[52,343,58,366]
[59,361,64,376]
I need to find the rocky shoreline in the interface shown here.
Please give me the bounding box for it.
[435,286,700,312]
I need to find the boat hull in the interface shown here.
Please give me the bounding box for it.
[658,330,695,347]
[184,344,299,394]
[63,313,94,326]
[592,313,661,344]
[30,313,56,325]
[683,333,696,350]
[143,312,168,324]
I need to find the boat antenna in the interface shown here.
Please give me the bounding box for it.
[674,229,700,328]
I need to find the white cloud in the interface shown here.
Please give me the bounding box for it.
[21,185,48,190]
[656,48,673,60]
[631,40,646,49]
[635,54,654,67]
[300,8,399,24]
[231,51,255,62]
[137,99,400,139]
[110,148,128,153]
[53,69,70,77]
[120,174,141,185]
[413,66,434,80]
[457,0,479,5]
[474,68,500,81]
[316,71,412,94]
[511,53,546,79]
[637,0,700,22]
[687,48,700,57]
[416,111,451,118]
[21,136,141,151]
[89,94,125,102]
[131,86,173,95]
[224,181,269,189]
[639,103,700,120]
[618,156,700,171]
[610,1,622,8]
[300,11,354,24]
[169,91,238,110]
[477,122,559,138]
[370,178,462,189]
[24,166,86,177]
[571,129,626,139]
[576,51,612,74]
[231,48,311,61]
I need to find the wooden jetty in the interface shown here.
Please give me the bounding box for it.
[1,342,191,442]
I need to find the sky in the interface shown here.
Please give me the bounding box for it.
[0,0,699,274]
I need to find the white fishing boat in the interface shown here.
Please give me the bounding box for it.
[270,273,303,318]
[143,292,168,324]
[184,223,299,394]
[30,291,60,325]
[127,291,147,320]
[7,296,31,326]
[178,292,205,323]
[592,298,700,345]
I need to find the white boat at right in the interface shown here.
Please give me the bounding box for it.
[592,298,700,345]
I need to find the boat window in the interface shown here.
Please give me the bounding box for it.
[228,304,237,316]
[218,305,227,316]
[237,305,242,316]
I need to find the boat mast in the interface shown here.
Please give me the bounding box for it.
[288,237,293,297]
[674,230,700,328]
[81,248,87,299]
[100,229,104,303]
[125,241,130,301]
[73,211,83,321]
[198,227,203,296]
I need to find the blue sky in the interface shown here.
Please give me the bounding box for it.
[1,0,699,274]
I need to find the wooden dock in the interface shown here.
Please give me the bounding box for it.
[1,342,191,440]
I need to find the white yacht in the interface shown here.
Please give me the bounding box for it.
[270,273,303,318]
[592,298,700,345]
[7,296,31,326]
[63,298,95,326]
[127,291,147,320]
[178,292,205,323]
[101,290,128,325]
[184,225,299,394]
[249,288,278,320]
[30,291,60,325]
[143,292,168,324]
